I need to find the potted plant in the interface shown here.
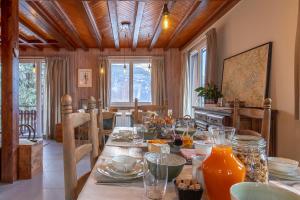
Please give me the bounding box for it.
[194,84,223,104]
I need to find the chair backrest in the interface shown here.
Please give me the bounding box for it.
[233,98,272,153]
[133,98,168,124]
[61,95,99,200]
[103,112,116,129]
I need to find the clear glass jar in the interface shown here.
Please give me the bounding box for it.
[232,135,268,183]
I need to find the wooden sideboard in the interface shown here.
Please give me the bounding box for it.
[193,106,277,156]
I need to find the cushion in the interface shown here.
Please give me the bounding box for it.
[103,118,113,130]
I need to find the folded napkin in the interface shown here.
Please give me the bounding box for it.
[94,170,143,188]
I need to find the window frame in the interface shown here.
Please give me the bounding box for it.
[19,58,46,137]
[108,58,152,107]
[187,40,207,116]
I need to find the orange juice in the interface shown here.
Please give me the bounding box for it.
[202,145,245,200]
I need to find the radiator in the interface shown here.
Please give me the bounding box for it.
[115,110,132,127]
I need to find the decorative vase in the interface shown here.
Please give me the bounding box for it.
[202,145,246,200]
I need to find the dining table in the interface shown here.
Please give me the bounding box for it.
[77,127,300,200]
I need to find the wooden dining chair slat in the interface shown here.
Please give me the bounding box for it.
[133,98,168,124]
[233,98,272,154]
[61,95,99,200]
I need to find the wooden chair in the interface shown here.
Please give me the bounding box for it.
[97,100,116,143]
[61,95,99,200]
[233,98,272,154]
[133,98,168,124]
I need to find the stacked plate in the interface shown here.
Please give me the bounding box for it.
[268,157,300,181]
[97,156,143,180]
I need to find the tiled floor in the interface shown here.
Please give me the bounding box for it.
[0,140,91,200]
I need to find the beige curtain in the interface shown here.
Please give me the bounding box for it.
[46,57,70,139]
[98,57,109,109]
[151,57,166,105]
[295,1,300,120]
[181,52,189,116]
[205,28,218,85]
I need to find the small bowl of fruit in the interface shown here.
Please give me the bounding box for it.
[169,134,183,153]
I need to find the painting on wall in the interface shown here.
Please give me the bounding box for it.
[221,42,272,107]
[78,69,92,87]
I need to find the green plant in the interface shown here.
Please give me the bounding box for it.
[194,84,223,100]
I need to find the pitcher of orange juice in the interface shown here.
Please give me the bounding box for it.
[202,126,245,200]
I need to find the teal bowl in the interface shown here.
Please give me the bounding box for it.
[144,152,186,182]
[230,182,300,200]
[175,127,196,136]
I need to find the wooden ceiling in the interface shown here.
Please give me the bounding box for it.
[11,0,240,51]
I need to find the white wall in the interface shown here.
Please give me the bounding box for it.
[185,0,300,160]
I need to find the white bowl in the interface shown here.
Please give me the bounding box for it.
[112,155,137,172]
[230,182,300,200]
[268,157,299,173]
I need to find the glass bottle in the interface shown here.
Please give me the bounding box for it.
[232,135,268,183]
[202,127,246,200]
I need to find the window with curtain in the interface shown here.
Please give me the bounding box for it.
[185,45,207,116]
[109,59,152,106]
[0,59,47,137]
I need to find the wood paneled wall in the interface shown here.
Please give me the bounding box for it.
[20,48,182,117]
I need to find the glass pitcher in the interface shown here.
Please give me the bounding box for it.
[202,126,246,200]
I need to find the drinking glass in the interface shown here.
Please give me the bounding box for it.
[133,124,145,144]
[208,126,236,145]
[143,153,168,200]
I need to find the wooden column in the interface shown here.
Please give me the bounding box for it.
[1,0,19,183]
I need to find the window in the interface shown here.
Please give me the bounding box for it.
[133,63,151,103]
[110,63,130,103]
[184,43,207,116]
[109,59,151,106]
[0,59,47,137]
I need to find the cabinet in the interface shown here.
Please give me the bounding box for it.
[193,106,277,156]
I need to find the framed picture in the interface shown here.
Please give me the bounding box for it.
[221,42,272,107]
[78,69,92,87]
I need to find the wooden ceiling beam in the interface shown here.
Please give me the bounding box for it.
[49,1,88,51]
[180,0,240,50]
[20,1,75,50]
[107,0,120,49]
[19,34,42,50]
[19,16,48,44]
[149,1,175,50]
[132,1,145,50]
[82,1,102,50]
[165,0,201,49]
[28,1,76,50]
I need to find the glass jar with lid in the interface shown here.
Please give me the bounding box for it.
[232,135,268,183]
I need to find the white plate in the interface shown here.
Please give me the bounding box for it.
[270,168,300,181]
[106,162,143,176]
[269,168,300,176]
[268,157,298,168]
[97,164,143,180]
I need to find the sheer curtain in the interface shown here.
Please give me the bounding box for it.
[151,57,167,106]
[98,57,109,109]
[183,52,200,116]
[180,52,188,117]
[46,57,70,139]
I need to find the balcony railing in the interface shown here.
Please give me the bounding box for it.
[19,106,37,139]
